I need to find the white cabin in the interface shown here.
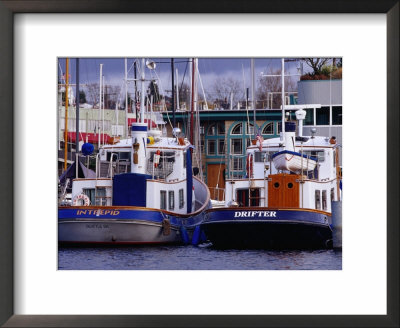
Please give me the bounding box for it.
[224,126,341,213]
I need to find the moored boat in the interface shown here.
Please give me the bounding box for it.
[58,58,211,246]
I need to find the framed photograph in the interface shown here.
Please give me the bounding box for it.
[1,1,398,327]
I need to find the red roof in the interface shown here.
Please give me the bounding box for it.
[128,118,157,128]
[67,132,111,144]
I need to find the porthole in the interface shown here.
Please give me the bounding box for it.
[287,182,293,189]
[274,182,280,188]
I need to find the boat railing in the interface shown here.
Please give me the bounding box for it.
[209,186,225,202]
[146,155,174,179]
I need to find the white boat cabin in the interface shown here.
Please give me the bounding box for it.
[71,123,195,214]
[224,121,341,213]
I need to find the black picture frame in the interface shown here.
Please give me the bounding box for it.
[0,1,398,327]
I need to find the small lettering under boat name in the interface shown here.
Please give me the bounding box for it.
[85,224,109,229]
[77,209,120,216]
[234,211,277,218]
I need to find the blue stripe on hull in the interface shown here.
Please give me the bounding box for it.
[58,207,206,245]
[202,208,332,249]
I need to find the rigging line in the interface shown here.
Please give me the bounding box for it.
[152,69,174,132]
[179,60,188,91]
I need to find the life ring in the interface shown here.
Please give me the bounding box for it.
[72,193,90,206]
[154,150,161,168]
[246,153,253,177]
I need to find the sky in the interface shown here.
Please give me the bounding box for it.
[58,58,313,104]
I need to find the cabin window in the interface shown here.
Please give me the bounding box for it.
[207,140,216,155]
[254,151,266,162]
[333,150,336,167]
[231,123,242,135]
[331,188,335,203]
[236,188,260,207]
[332,106,342,125]
[322,190,327,211]
[83,188,95,205]
[107,151,130,162]
[305,150,325,162]
[179,189,184,209]
[262,122,274,135]
[316,107,330,125]
[160,191,167,210]
[315,190,321,210]
[95,187,107,206]
[218,139,225,155]
[168,191,175,210]
[183,151,187,168]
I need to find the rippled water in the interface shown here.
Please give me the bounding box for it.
[58,244,342,270]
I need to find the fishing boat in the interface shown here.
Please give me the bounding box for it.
[58,58,211,246]
[201,59,341,249]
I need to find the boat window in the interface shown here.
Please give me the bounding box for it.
[316,107,330,125]
[333,150,336,167]
[322,190,327,211]
[218,139,225,155]
[95,187,107,206]
[236,188,260,207]
[179,189,184,209]
[331,188,335,203]
[160,191,167,210]
[231,139,243,154]
[106,151,130,162]
[262,122,274,135]
[304,150,325,162]
[183,151,187,168]
[231,123,242,135]
[149,151,175,163]
[207,140,216,155]
[83,188,95,205]
[315,190,321,210]
[254,151,266,162]
[168,191,175,210]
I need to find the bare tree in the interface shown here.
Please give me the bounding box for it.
[302,58,330,75]
[208,77,242,108]
[257,67,296,109]
[85,83,121,109]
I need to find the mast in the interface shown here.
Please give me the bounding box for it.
[251,58,256,139]
[140,58,145,123]
[99,63,103,145]
[176,68,180,110]
[63,58,69,171]
[102,74,105,145]
[171,58,175,128]
[134,61,138,121]
[75,58,80,178]
[281,58,285,136]
[124,58,128,138]
[190,58,195,145]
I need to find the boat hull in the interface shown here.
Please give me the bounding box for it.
[202,208,332,249]
[59,207,186,245]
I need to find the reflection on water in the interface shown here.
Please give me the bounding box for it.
[58,244,342,270]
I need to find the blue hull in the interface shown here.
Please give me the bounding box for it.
[58,206,206,246]
[202,208,332,249]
